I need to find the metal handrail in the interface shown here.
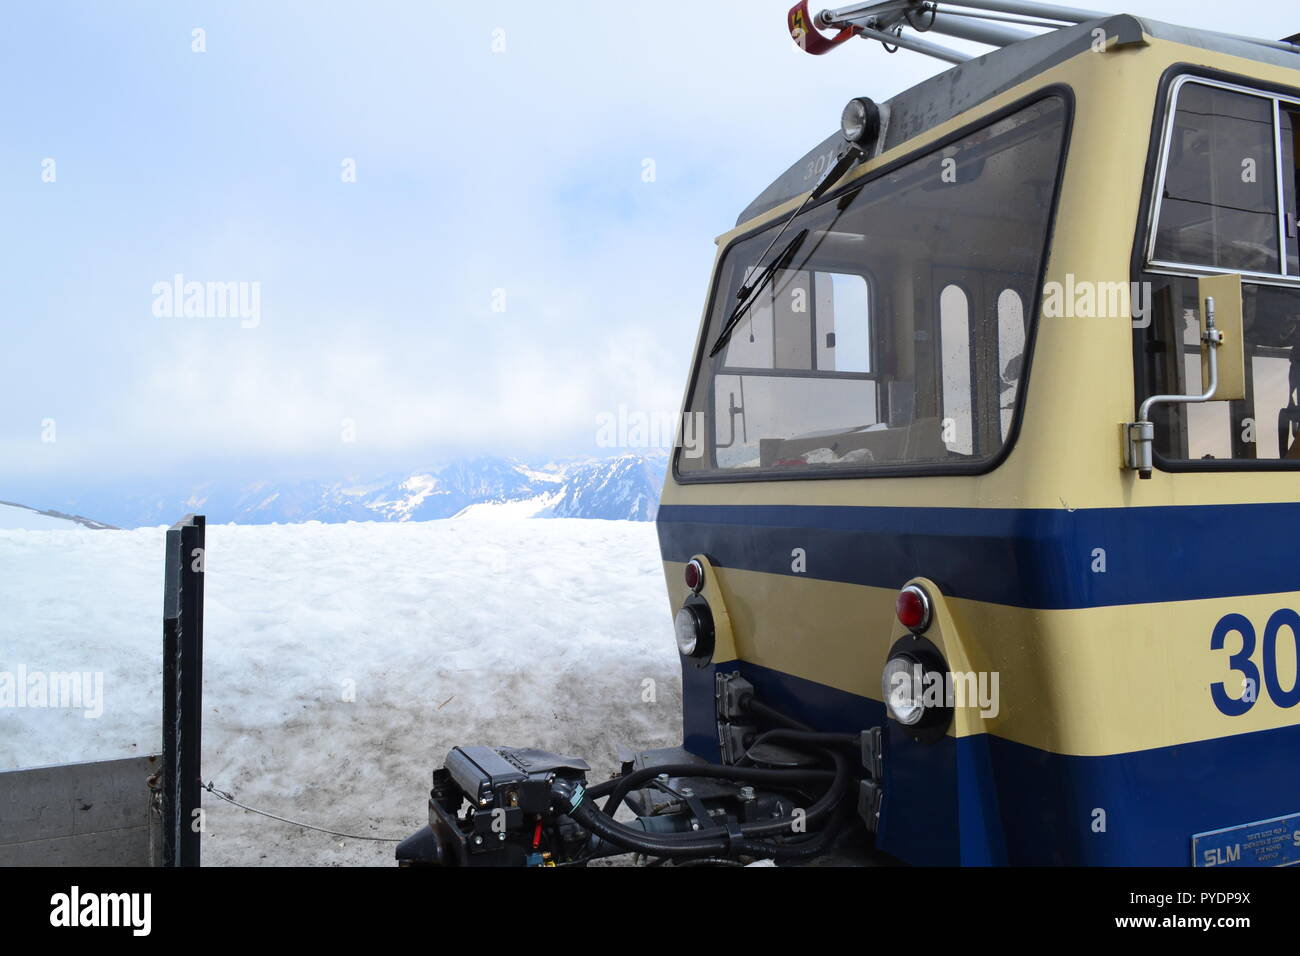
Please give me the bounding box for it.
[806,0,1299,65]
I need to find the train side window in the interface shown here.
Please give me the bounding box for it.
[816,272,871,373]
[1284,107,1299,275]
[997,288,1026,440]
[1152,82,1280,274]
[1144,278,1300,462]
[1137,80,1300,469]
[720,268,871,373]
[1253,351,1292,458]
[718,267,779,370]
[711,267,877,469]
[939,284,973,455]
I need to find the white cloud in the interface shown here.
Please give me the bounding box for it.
[2,0,1290,485]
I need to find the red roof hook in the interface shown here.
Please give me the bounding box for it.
[789,0,859,55]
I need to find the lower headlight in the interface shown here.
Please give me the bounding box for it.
[674,598,715,664]
[882,654,926,726]
[675,606,701,655]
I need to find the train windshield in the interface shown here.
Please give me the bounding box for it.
[677,95,1068,478]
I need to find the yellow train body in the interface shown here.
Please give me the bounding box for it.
[658,17,1300,865]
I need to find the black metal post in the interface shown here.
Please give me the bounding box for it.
[162,514,205,867]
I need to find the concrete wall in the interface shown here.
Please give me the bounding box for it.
[0,754,162,866]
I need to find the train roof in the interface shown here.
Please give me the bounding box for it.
[736,13,1300,227]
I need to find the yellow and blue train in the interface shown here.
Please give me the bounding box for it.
[399,2,1300,867]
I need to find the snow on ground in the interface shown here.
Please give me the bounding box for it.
[0,518,680,865]
[450,492,560,521]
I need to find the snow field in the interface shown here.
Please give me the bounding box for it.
[0,518,681,865]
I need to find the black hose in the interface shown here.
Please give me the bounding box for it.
[600,761,834,818]
[749,729,860,750]
[600,729,860,820]
[560,744,852,857]
[745,698,813,731]
[570,801,735,857]
[737,728,860,767]
[667,857,746,868]
[737,746,849,839]
[566,695,863,861]
[737,798,857,862]
[571,794,849,860]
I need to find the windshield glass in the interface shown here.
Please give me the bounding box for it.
[677,96,1068,478]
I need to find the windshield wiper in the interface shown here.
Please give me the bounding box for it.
[707,146,862,359]
[709,228,807,358]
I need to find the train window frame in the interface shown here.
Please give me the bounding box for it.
[1145,74,1300,283]
[672,86,1076,485]
[1132,65,1300,474]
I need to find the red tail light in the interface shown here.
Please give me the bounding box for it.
[684,559,704,593]
[896,585,931,632]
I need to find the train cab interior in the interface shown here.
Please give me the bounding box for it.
[678,95,1069,479]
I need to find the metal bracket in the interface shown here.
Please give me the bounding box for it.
[715,671,754,720]
[862,726,884,780]
[858,779,883,833]
[719,723,758,765]
[795,2,1284,67]
[803,0,1112,67]
[714,672,757,765]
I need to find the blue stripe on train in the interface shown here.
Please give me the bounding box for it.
[657,502,1300,609]
[689,660,1300,866]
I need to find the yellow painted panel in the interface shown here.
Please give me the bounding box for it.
[665,562,1300,757]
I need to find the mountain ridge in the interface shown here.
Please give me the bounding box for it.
[29,453,668,529]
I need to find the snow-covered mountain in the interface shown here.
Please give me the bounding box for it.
[33,454,668,529]
[541,455,663,521]
[0,500,116,530]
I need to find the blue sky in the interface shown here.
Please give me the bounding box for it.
[2,0,1296,501]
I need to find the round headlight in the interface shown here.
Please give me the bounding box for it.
[675,606,700,656]
[840,96,879,146]
[882,655,925,726]
[673,598,715,664]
